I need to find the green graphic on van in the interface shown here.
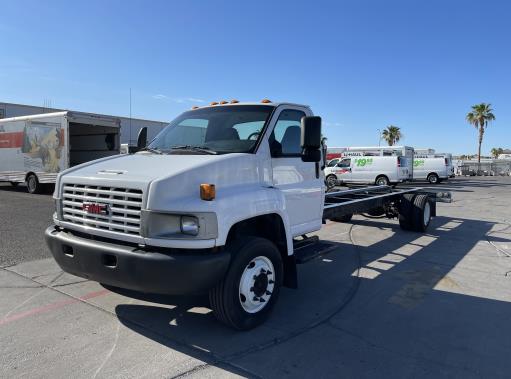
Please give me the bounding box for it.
[354,158,373,167]
[414,160,425,167]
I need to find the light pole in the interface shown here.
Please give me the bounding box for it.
[377,129,381,146]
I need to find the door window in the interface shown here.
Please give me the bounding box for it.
[338,158,351,168]
[270,109,306,157]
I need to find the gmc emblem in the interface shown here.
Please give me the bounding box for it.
[82,203,109,215]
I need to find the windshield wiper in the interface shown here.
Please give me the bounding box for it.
[170,145,218,155]
[139,147,163,154]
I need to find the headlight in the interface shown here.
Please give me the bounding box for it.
[141,211,218,239]
[180,216,199,236]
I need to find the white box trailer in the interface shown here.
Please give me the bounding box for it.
[413,152,454,183]
[0,111,121,193]
[324,146,414,187]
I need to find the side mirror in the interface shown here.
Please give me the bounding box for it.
[301,116,321,162]
[136,127,148,150]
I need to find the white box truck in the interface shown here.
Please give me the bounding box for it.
[413,152,454,184]
[324,146,414,187]
[45,101,450,330]
[0,111,121,193]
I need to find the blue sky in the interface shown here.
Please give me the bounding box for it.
[1,0,509,155]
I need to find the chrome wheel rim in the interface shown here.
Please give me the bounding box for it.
[239,256,275,313]
[377,178,387,186]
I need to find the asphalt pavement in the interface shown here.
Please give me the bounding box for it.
[1,177,511,378]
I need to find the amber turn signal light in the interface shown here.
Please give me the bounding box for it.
[200,184,216,201]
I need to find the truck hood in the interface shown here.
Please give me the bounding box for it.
[58,153,265,208]
[63,153,234,182]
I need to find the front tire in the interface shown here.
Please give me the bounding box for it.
[427,173,439,184]
[375,175,390,186]
[209,237,283,330]
[325,175,337,189]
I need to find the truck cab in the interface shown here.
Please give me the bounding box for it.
[46,101,325,330]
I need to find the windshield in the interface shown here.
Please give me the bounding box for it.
[147,105,274,154]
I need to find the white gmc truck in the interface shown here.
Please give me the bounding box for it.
[45,101,450,330]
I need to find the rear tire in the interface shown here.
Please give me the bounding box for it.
[411,194,432,232]
[427,173,439,184]
[209,237,283,330]
[26,174,42,194]
[375,175,389,186]
[398,194,415,231]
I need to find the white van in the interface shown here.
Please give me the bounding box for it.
[324,146,414,187]
[413,153,453,183]
[0,111,120,193]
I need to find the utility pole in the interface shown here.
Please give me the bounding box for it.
[377,129,381,146]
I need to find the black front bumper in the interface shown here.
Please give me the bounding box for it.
[45,226,231,295]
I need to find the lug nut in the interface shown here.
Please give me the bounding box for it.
[266,290,272,295]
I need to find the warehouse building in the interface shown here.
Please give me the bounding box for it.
[0,101,168,146]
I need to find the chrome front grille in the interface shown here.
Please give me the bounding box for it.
[62,184,143,236]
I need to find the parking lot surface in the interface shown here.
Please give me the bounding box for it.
[1,177,511,378]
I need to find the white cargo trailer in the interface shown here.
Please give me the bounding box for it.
[0,111,120,193]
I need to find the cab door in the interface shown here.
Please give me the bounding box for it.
[269,107,323,236]
[334,158,352,183]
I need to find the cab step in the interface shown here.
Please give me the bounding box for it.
[293,236,337,264]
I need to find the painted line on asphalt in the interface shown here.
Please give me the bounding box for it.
[0,289,109,326]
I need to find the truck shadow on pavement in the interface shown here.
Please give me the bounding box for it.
[111,215,511,377]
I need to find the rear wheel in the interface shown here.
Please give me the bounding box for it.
[398,194,415,231]
[375,175,389,186]
[26,174,42,194]
[427,173,439,184]
[412,194,432,232]
[209,237,283,330]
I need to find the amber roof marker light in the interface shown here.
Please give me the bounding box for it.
[219,100,228,105]
[261,99,272,103]
[230,99,239,104]
[210,101,219,106]
[191,106,199,110]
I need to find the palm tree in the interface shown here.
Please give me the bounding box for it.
[490,147,503,159]
[381,125,402,146]
[466,103,495,166]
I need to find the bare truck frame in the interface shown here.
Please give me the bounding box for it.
[293,186,451,263]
